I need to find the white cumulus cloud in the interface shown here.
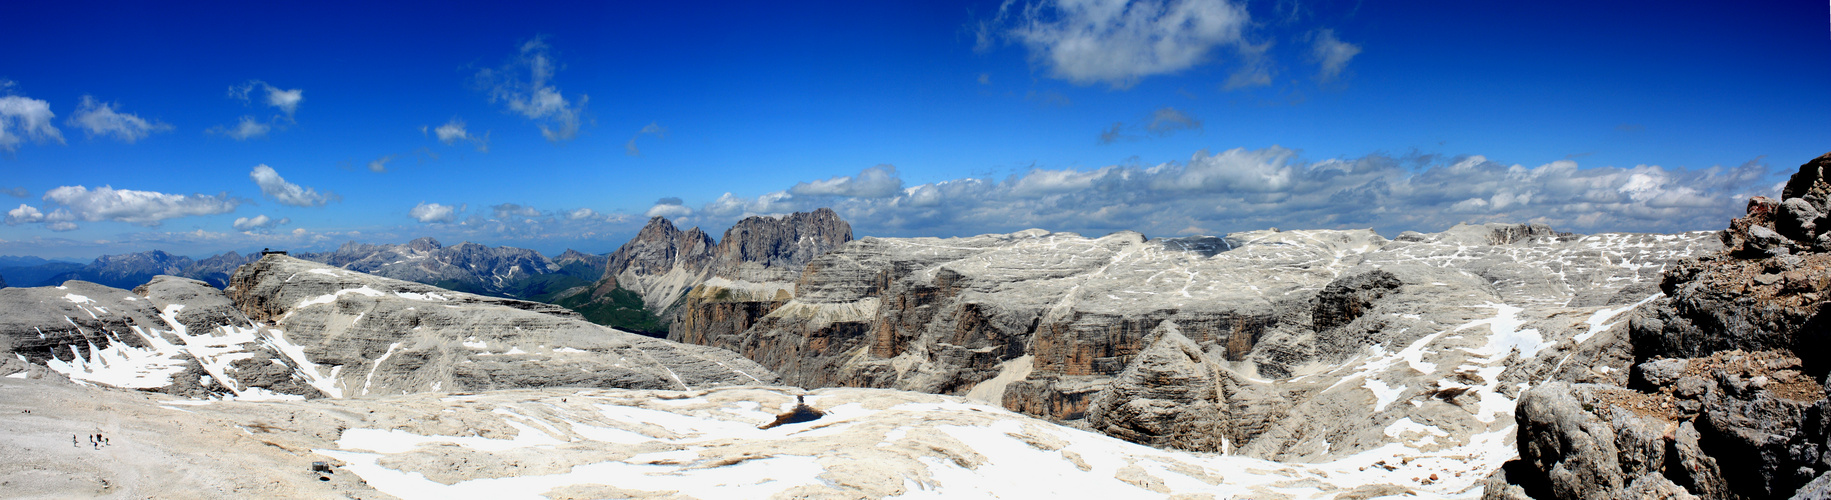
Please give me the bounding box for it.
[5,204,44,225]
[67,96,172,143]
[249,164,335,207]
[209,116,272,140]
[0,95,65,152]
[41,185,240,226]
[409,202,462,223]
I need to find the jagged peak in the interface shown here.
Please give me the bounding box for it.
[407,237,442,252]
[640,216,682,235]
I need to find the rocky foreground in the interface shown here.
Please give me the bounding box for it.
[1485,152,1831,499]
[2,373,1515,499]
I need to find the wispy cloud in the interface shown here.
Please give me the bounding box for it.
[645,197,692,219]
[1222,41,1274,90]
[67,96,172,143]
[367,154,396,173]
[232,214,289,232]
[431,118,489,152]
[249,164,336,207]
[788,165,904,198]
[475,37,588,142]
[1004,0,1250,89]
[208,115,272,140]
[1146,107,1202,134]
[490,203,542,219]
[1310,29,1361,82]
[0,94,64,152]
[1099,106,1202,144]
[229,80,303,117]
[212,80,301,140]
[625,121,668,156]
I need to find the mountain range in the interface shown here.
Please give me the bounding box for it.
[4,154,1831,498]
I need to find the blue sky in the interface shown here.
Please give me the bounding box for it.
[1,1,1826,260]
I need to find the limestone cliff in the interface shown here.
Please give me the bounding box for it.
[675,222,1720,464]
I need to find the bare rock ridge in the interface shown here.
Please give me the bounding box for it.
[667,218,1722,466]
[1486,151,1831,500]
[0,254,777,400]
[291,237,606,301]
[578,208,853,335]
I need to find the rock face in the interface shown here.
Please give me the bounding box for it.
[0,276,314,399]
[0,254,777,400]
[1085,321,1225,452]
[579,208,853,335]
[672,220,1720,466]
[592,216,718,315]
[1488,151,1831,499]
[225,255,777,396]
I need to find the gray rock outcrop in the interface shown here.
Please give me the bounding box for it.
[0,254,779,399]
[225,255,777,396]
[1488,151,1831,499]
[1086,321,1226,452]
[576,208,852,337]
[670,220,1719,463]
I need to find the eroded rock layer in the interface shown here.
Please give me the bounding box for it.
[673,221,1721,463]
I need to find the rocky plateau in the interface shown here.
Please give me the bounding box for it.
[10,152,1831,498]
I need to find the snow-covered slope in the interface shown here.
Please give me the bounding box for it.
[0,376,1514,499]
[0,256,776,400]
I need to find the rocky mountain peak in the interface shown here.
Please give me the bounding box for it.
[709,208,853,282]
[406,237,442,252]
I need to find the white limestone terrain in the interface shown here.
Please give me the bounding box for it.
[0,222,1728,499]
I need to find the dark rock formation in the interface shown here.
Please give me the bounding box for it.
[577,208,852,338]
[1312,269,1402,333]
[1489,151,1831,499]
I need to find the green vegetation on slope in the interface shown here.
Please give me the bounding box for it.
[553,286,668,337]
